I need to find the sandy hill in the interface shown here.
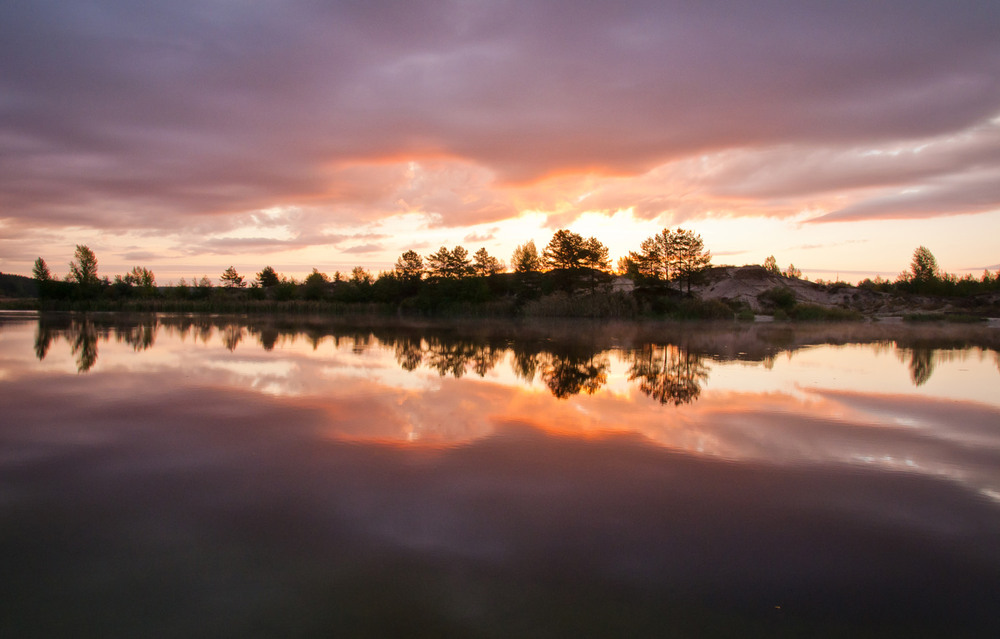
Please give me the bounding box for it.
[689,266,999,317]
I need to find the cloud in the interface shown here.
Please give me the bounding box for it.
[171,226,390,257]
[464,229,499,243]
[791,240,868,251]
[813,169,1000,222]
[120,250,159,262]
[1,0,999,256]
[342,244,383,254]
[182,237,304,255]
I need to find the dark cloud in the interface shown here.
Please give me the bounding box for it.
[1,0,998,237]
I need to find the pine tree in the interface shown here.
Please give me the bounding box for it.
[910,246,939,283]
[32,257,51,281]
[511,240,542,273]
[472,248,503,277]
[394,250,425,281]
[220,266,246,288]
[542,229,587,270]
[672,229,712,293]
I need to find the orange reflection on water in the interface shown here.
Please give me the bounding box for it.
[5,313,1000,496]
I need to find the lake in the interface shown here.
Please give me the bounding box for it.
[2,312,999,637]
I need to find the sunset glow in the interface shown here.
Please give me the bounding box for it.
[2,2,999,282]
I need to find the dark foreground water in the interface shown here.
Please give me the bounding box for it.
[2,312,999,637]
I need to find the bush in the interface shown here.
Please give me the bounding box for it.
[673,298,734,320]
[522,291,637,318]
[788,304,861,321]
[758,286,797,311]
[273,281,298,301]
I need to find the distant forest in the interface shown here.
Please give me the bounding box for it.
[9,228,1000,318]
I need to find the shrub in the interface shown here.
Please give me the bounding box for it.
[674,298,734,320]
[758,286,796,311]
[788,304,862,321]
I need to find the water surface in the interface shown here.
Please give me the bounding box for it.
[2,313,999,637]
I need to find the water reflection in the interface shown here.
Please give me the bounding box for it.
[35,316,103,372]
[628,344,710,405]
[21,314,1000,401]
[221,322,244,351]
[3,313,1000,636]
[537,349,609,399]
[906,347,935,386]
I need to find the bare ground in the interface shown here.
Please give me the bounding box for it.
[689,266,1000,317]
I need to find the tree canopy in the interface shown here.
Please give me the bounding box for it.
[256,266,280,288]
[542,229,587,270]
[68,245,99,286]
[910,246,939,283]
[511,240,542,273]
[629,229,675,281]
[629,228,711,291]
[763,255,779,275]
[124,266,156,290]
[220,266,246,288]
[394,250,425,281]
[350,266,373,285]
[32,257,51,281]
[582,237,611,272]
[426,246,473,279]
[671,229,712,292]
[472,248,503,277]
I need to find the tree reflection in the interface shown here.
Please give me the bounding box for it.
[34,321,55,360]
[70,319,99,372]
[221,324,244,352]
[425,339,482,378]
[510,349,540,383]
[907,348,935,386]
[116,318,157,352]
[539,351,609,399]
[628,344,710,406]
[393,336,424,372]
[471,344,503,377]
[195,320,214,344]
[258,325,280,351]
[351,332,372,354]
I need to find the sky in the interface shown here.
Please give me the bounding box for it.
[2,0,999,284]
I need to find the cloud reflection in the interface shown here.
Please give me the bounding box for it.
[12,316,999,494]
[4,314,1000,635]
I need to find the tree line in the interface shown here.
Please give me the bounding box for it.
[755,245,1000,299]
[856,245,1000,297]
[30,227,712,310]
[28,235,997,315]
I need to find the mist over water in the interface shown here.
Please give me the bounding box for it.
[2,313,999,637]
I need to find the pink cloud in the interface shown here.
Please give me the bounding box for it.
[1,0,999,267]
